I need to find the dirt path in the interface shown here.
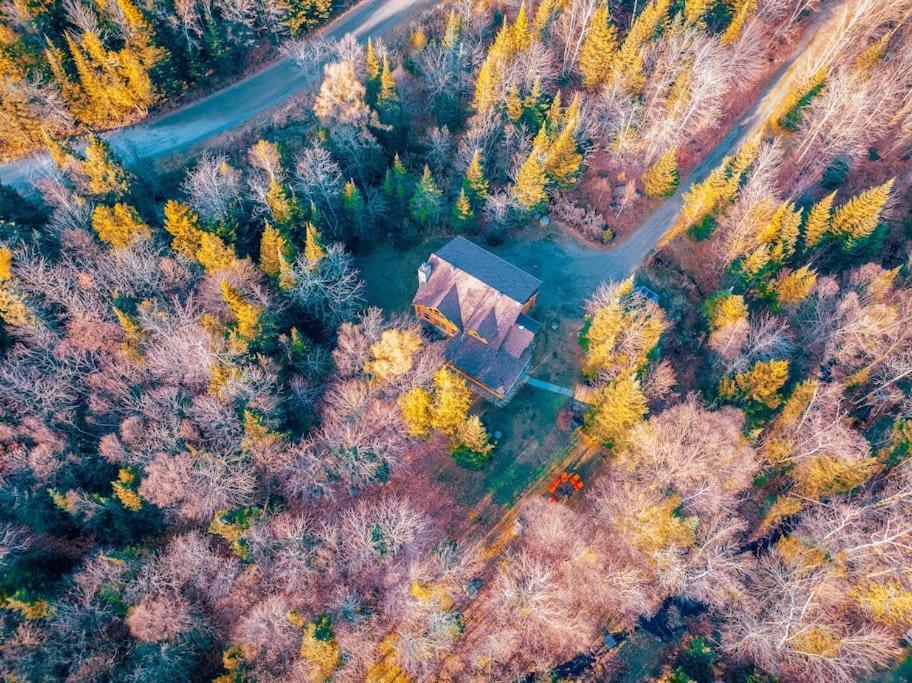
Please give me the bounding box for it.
[0,0,433,188]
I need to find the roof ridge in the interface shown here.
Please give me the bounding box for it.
[448,236,543,286]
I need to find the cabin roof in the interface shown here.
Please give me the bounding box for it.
[433,236,541,304]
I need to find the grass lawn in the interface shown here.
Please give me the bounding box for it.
[356,235,581,514]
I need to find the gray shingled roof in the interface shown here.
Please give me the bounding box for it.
[434,236,541,304]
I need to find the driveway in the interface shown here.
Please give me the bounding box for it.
[0,0,432,188]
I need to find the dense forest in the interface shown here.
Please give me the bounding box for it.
[1,0,911,680]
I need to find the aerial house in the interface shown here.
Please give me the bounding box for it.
[411,236,542,403]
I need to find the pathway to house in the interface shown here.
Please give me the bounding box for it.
[526,376,596,404]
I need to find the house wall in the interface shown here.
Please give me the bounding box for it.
[446,362,504,400]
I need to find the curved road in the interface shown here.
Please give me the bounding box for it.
[0,0,432,188]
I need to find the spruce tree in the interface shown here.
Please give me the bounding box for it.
[642,148,679,198]
[830,179,894,247]
[409,165,443,226]
[580,4,617,90]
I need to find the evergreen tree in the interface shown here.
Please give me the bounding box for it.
[91,203,151,249]
[802,191,835,248]
[163,200,203,258]
[720,359,789,409]
[642,148,679,198]
[304,222,325,264]
[464,149,489,203]
[451,188,475,229]
[82,135,129,198]
[512,128,549,211]
[830,179,894,247]
[409,165,443,226]
[544,118,582,188]
[382,154,412,214]
[259,223,293,286]
[580,3,617,90]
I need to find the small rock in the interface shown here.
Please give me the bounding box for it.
[493,431,502,441]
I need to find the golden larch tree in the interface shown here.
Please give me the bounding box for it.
[802,191,835,248]
[642,148,679,198]
[430,368,472,436]
[830,179,894,246]
[91,203,151,249]
[579,3,617,90]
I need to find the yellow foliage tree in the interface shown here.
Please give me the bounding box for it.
[0,248,11,281]
[259,223,293,288]
[612,0,670,93]
[82,135,128,197]
[642,148,679,198]
[773,266,817,305]
[304,222,325,263]
[91,203,151,249]
[721,0,757,45]
[851,581,912,627]
[511,2,533,53]
[365,38,380,80]
[430,368,472,436]
[580,4,617,90]
[220,281,262,349]
[512,128,549,210]
[802,190,835,248]
[705,293,747,330]
[720,359,789,409]
[457,415,494,455]
[473,56,500,112]
[364,329,424,381]
[544,119,582,188]
[588,373,648,446]
[792,453,878,500]
[197,232,237,274]
[830,179,894,246]
[399,386,433,437]
[111,468,142,511]
[163,200,204,259]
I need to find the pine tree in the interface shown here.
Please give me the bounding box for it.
[366,38,381,81]
[399,387,432,437]
[544,121,582,188]
[511,2,533,53]
[705,292,748,331]
[512,128,549,211]
[163,200,204,259]
[430,368,471,436]
[533,0,556,32]
[409,165,443,226]
[221,280,263,349]
[82,135,128,197]
[642,148,679,197]
[506,85,523,122]
[830,179,894,247]
[588,374,647,447]
[720,359,789,409]
[464,149,489,202]
[259,223,293,285]
[451,188,475,228]
[721,0,756,45]
[472,56,499,113]
[92,203,151,249]
[773,266,817,305]
[304,222,325,263]
[197,232,236,273]
[457,415,494,455]
[803,191,835,248]
[382,154,412,213]
[580,3,617,90]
